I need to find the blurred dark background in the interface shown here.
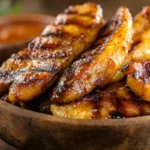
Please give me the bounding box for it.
[0,0,150,19]
[0,0,150,150]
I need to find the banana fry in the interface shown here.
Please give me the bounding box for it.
[51,6,133,103]
[0,3,103,102]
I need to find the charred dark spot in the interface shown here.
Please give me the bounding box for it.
[92,101,100,119]
[145,62,150,73]
[42,31,65,38]
[91,92,100,101]
[115,97,121,105]
[122,64,129,72]
[111,112,122,119]
[56,17,94,29]
[99,17,122,39]
[63,66,76,79]
[40,105,50,113]
[130,40,141,51]
[31,67,55,73]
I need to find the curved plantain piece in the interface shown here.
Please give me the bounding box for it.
[124,7,150,102]
[51,6,133,103]
[112,6,150,83]
[125,61,150,102]
[133,6,150,43]
[51,82,150,119]
[125,39,150,64]
[0,3,103,102]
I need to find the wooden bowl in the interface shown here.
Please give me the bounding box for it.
[0,100,150,150]
[0,14,55,64]
[0,14,149,150]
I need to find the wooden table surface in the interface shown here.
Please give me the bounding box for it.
[0,139,17,150]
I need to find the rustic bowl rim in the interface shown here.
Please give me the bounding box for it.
[0,99,149,127]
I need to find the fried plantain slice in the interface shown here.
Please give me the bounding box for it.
[132,6,150,43]
[112,6,150,83]
[124,61,150,102]
[51,83,150,119]
[51,6,133,103]
[124,7,150,102]
[0,3,103,102]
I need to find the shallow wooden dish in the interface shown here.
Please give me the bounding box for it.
[0,14,55,64]
[0,14,149,150]
[0,100,150,150]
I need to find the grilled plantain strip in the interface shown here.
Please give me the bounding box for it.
[124,7,150,102]
[112,6,150,83]
[51,82,150,119]
[132,6,150,43]
[0,3,103,102]
[124,61,150,102]
[51,6,133,103]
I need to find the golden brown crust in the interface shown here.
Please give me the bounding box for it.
[124,61,150,102]
[51,6,133,103]
[133,6,150,43]
[51,83,150,119]
[0,3,103,102]
[124,7,150,102]
[112,6,150,83]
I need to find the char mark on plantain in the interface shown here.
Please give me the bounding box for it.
[51,6,133,103]
[0,3,103,102]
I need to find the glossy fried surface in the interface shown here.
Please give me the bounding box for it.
[124,7,150,102]
[125,6,150,64]
[112,6,150,83]
[51,82,150,119]
[0,3,103,102]
[132,6,150,43]
[51,6,133,103]
[125,61,150,102]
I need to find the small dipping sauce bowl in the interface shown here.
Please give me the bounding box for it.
[0,14,55,64]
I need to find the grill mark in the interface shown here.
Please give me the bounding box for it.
[55,16,96,28]
[30,48,72,59]
[41,31,66,38]
[48,51,69,59]
[91,92,101,119]
[130,40,141,51]
[29,31,82,52]
[64,6,98,18]
[28,37,60,51]
[42,24,90,42]
[52,8,125,97]
[0,3,103,102]
[30,67,60,75]
[11,54,30,61]
[69,15,123,68]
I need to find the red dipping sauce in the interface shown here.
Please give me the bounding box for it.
[0,22,45,44]
[0,14,55,63]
